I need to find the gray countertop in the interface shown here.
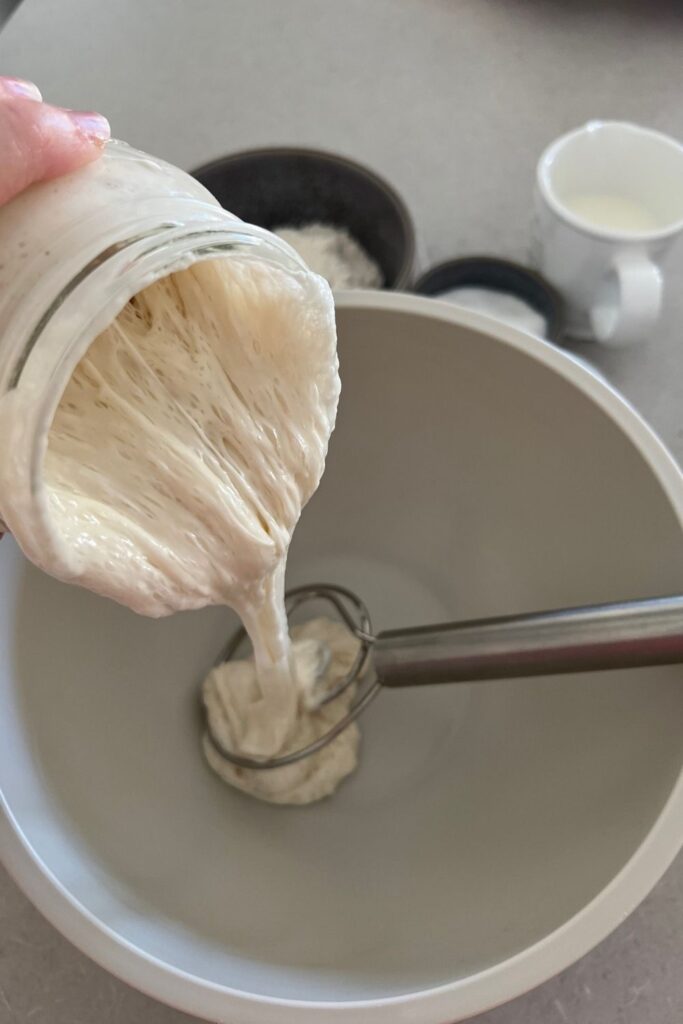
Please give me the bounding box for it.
[1,1,683,1022]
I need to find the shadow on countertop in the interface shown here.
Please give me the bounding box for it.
[495,0,683,19]
[0,0,23,31]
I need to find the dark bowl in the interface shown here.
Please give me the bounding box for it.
[414,257,565,342]
[191,147,416,290]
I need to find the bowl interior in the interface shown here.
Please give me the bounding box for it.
[192,150,414,288]
[2,302,683,1006]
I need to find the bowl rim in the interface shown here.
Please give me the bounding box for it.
[3,290,683,1023]
[190,146,417,290]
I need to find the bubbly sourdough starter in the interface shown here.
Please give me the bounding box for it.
[41,255,358,803]
[204,617,361,804]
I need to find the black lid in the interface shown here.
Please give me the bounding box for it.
[413,257,564,341]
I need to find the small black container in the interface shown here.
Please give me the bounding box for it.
[414,257,564,341]
[191,148,416,289]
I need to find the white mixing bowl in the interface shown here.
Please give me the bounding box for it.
[2,292,683,1023]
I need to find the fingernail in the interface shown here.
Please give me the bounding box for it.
[66,110,111,145]
[3,77,42,101]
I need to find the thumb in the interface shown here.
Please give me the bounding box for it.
[0,86,109,206]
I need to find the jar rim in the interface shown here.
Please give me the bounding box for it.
[2,219,312,574]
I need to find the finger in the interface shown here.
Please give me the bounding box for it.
[0,76,42,101]
[0,98,110,206]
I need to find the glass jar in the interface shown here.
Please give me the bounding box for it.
[0,140,308,570]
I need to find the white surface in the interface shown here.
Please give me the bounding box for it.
[563,194,660,233]
[437,287,546,337]
[2,2,683,1023]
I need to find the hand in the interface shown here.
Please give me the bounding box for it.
[0,76,110,206]
[0,77,109,538]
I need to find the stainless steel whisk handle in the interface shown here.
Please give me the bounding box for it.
[373,595,683,687]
